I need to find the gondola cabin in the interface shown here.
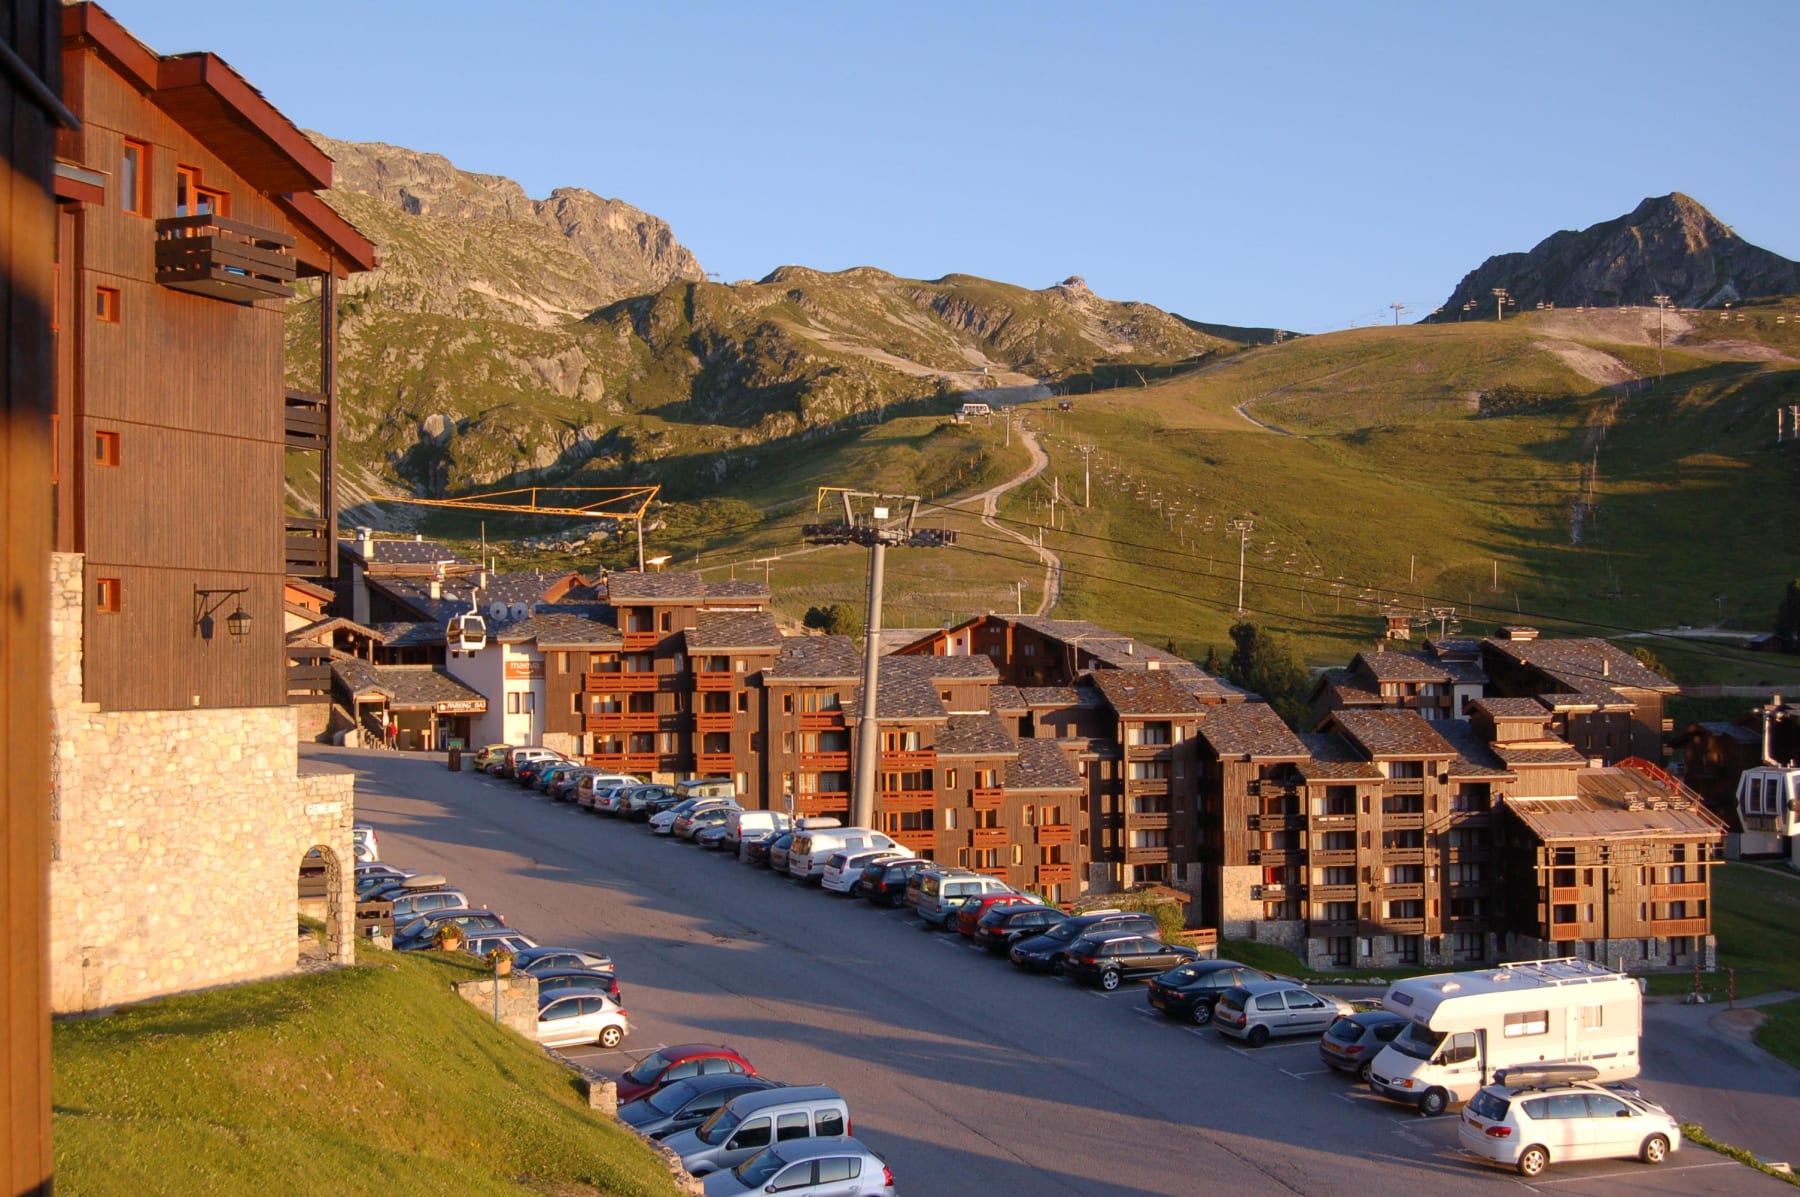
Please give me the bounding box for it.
[1736,765,1800,864]
[448,609,487,653]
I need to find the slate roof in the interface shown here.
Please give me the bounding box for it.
[1686,721,1761,744]
[1355,651,1452,684]
[1471,697,1556,721]
[286,615,385,645]
[373,620,445,648]
[1088,669,1207,717]
[1196,703,1309,761]
[1314,674,1385,707]
[339,536,473,567]
[987,685,1028,714]
[604,571,772,604]
[1434,719,1517,779]
[764,635,863,681]
[1536,688,1639,712]
[1175,669,1254,702]
[1491,742,1590,768]
[330,660,488,711]
[1329,709,1457,759]
[1296,733,1384,781]
[1424,637,1481,661]
[912,655,1000,682]
[1005,738,1084,791]
[686,611,783,651]
[1484,635,1677,695]
[847,671,947,722]
[1507,768,1728,842]
[935,713,1018,758]
[500,612,622,648]
[1019,686,1092,707]
[377,570,575,625]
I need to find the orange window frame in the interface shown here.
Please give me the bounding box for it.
[122,139,149,215]
[175,166,230,218]
[94,429,120,467]
[95,577,121,612]
[95,286,119,323]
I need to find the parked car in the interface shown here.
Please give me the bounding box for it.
[951,892,1042,937]
[589,784,636,815]
[393,908,506,950]
[532,967,622,1001]
[471,743,512,771]
[903,865,972,910]
[539,762,585,796]
[1060,933,1202,990]
[355,869,416,899]
[616,1044,759,1104]
[350,825,379,862]
[1146,959,1278,1026]
[536,990,629,1049]
[723,810,792,857]
[765,830,799,874]
[1214,980,1352,1046]
[621,784,678,820]
[578,773,642,810]
[462,929,537,960]
[1319,1009,1410,1081]
[675,804,740,842]
[515,945,615,975]
[1458,1068,1680,1178]
[821,848,905,895]
[695,823,734,850]
[516,754,570,787]
[701,1136,894,1197]
[388,886,470,925]
[1009,910,1159,973]
[618,1074,784,1140]
[641,789,691,821]
[788,828,903,884]
[862,858,929,907]
[497,746,559,778]
[663,1085,849,1177]
[973,903,1069,953]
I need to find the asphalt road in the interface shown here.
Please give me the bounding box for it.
[324,746,1791,1196]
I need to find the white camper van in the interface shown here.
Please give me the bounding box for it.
[1367,957,1641,1116]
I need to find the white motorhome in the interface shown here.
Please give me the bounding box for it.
[1367,957,1641,1116]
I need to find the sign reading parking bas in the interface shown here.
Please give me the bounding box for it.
[505,661,545,680]
[435,699,487,714]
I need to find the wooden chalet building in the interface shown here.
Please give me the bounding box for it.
[1309,641,1487,727]
[1480,628,1677,765]
[46,3,375,1012]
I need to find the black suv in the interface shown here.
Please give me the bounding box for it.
[1062,933,1201,990]
[1008,910,1159,973]
[973,904,1069,954]
[1145,959,1277,1025]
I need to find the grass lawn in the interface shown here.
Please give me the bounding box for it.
[53,945,682,1197]
[1645,862,1800,1004]
[1754,998,1800,1071]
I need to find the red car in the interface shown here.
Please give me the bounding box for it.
[614,1043,757,1104]
[952,892,1044,937]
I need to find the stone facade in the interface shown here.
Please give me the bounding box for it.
[453,970,540,1038]
[49,552,356,1013]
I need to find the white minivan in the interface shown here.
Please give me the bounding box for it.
[723,810,792,859]
[786,827,905,883]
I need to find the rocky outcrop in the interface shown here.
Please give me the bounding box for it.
[1432,193,1800,317]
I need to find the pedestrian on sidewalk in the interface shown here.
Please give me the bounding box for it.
[385,716,399,750]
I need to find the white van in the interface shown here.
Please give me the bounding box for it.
[786,827,906,883]
[675,778,736,801]
[724,809,792,859]
[1368,957,1642,1116]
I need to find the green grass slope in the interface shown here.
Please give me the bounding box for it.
[53,947,681,1197]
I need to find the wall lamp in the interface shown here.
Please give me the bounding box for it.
[194,587,252,641]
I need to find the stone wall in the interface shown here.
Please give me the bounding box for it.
[453,970,540,1038]
[48,552,356,1013]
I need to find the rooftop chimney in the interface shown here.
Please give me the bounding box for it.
[1501,626,1539,642]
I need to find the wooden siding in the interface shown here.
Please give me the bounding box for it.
[5,2,62,1187]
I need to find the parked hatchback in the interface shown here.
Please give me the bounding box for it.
[702,1136,894,1197]
[1009,911,1158,973]
[1319,1009,1409,1081]
[1146,959,1277,1026]
[916,870,1012,928]
[1458,1069,1680,1178]
[616,1044,759,1104]
[619,1074,784,1140]
[1214,980,1352,1046]
[952,892,1042,937]
[1062,933,1201,990]
[535,991,629,1049]
[973,903,1069,954]
[862,858,929,906]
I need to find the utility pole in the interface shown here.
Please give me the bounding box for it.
[1390,302,1409,326]
[1652,293,1672,381]
[1079,443,1094,508]
[1491,287,1512,322]
[1228,519,1254,615]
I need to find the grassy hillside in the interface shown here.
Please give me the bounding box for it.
[53,946,681,1196]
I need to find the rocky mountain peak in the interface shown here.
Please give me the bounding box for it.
[1431,193,1798,317]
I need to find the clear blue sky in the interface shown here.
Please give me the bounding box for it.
[107,1,1798,333]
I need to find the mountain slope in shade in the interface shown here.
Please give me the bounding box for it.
[1431,193,1800,319]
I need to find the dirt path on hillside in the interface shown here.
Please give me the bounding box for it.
[946,424,1061,615]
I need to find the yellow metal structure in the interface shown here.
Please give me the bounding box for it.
[384,485,659,520]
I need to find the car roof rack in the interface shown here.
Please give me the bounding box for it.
[1493,1064,1600,1089]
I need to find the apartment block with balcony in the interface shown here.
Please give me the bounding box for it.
[1309,644,1486,727]
[1194,702,1311,942]
[684,610,784,796]
[1084,670,1212,892]
[1480,628,1677,765]
[759,636,863,822]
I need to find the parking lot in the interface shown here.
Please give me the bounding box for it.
[330,746,1791,1196]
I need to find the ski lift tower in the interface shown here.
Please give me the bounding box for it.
[804,489,957,829]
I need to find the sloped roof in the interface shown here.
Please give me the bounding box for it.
[686,611,783,651]
[935,714,1018,758]
[1472,697,1556,721]
[286,615,384,645]
[1507,768,1728,842]
[765,636,863,681]
[339,536,472,567]
[372,620,444,648]
[1196,703,1309,761]
[1088,669,1207,717]
[1484,635,1677,695]
[1296,733,1383,781]
[1329,709,1457,760]
[987,685,1028,714]
[1491,742,1590,768]
[500,612,621,648]
[605,572,772,604]
[1685,721,1762,744]
[330,661,487,711]
[1355,651,1452,684]
[1434,719,1518,779]
[1006,738,1084,791]
[1019,686,1092,707]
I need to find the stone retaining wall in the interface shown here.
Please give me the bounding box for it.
[48,552,356,1013]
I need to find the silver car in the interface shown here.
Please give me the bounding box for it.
[1214,980,1353,1046]
[701,1136,894,1197]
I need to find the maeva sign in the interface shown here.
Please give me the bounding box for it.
[504,661,544,680]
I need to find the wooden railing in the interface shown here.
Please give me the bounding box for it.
[1377,917,1427,935]
[697,752,734,774]
[286,646,331,704]
[881,750,936,769]
[154,213,297,301]
[1649,882,1709,902]
[1310,884,1357,902]
[798,713,846,731]
[284,388,328,448]
[620,631,659,652]
[693,670,734,692]
[285,516,330,576]
[694,712,735,733]
[1036,862,1076,884]
[970,787,1004,807]
[586,712,657,733]
[799,751,850,771]
[1127,810,1171,830]
[1125,845,1170,864]
[1381,810,1426,830]
[1383,778,1426,796]
[971,827,1009,848]
[793,792,849,816]
[1652,918,1710,937]
[1035,823,1074,847]
[1312,813,1357,829]
[889,828,936,851]
[879,790,935,813]
[587,752,659,773]
[1310,849,1356,867]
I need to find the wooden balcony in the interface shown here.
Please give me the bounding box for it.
[970,787,1004,807]
[1126,743,1174,760]
[694,670,734,692]
[586,712,657,733]
[1309,919,1360,937]
[1311,849,1356,867]
[1377,917,1427,935]
[794,793,849,816]
[1381,810,1426,830]
[1549,922,1585,941]
[800,751,850,771]
[890,828,936,852]
[1381,847,1426,865]
[974,866,1011,881]
[1249,812,1298,832]
[620,630,659,652]
[1381,883,1425,902]
[1036,862,1075,885]
[1127,810,1171,830]
[1035,823,1074,847]
[1311,812,1357,830]
[695,712,735,733]
[798,713,846,731]
[286,647,330,704]
[879,790,935,813]
[154,214,296,301]
[695,752,733,774]
[587,752,659,774]
[882,750,936,769]
[594,672,660,693]
[1311,884,1357,902]
[1652,918,1710,937]
[1124,777,1173,796]
[1549,886,1583,905]
[1247,848,1298,867]
[285,516,330,576]
[971,827,1009,848]
[284,388,328,450]
[1650,882,1709,902]
[1125,846,1170,865]
[1383,778,1426,796]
